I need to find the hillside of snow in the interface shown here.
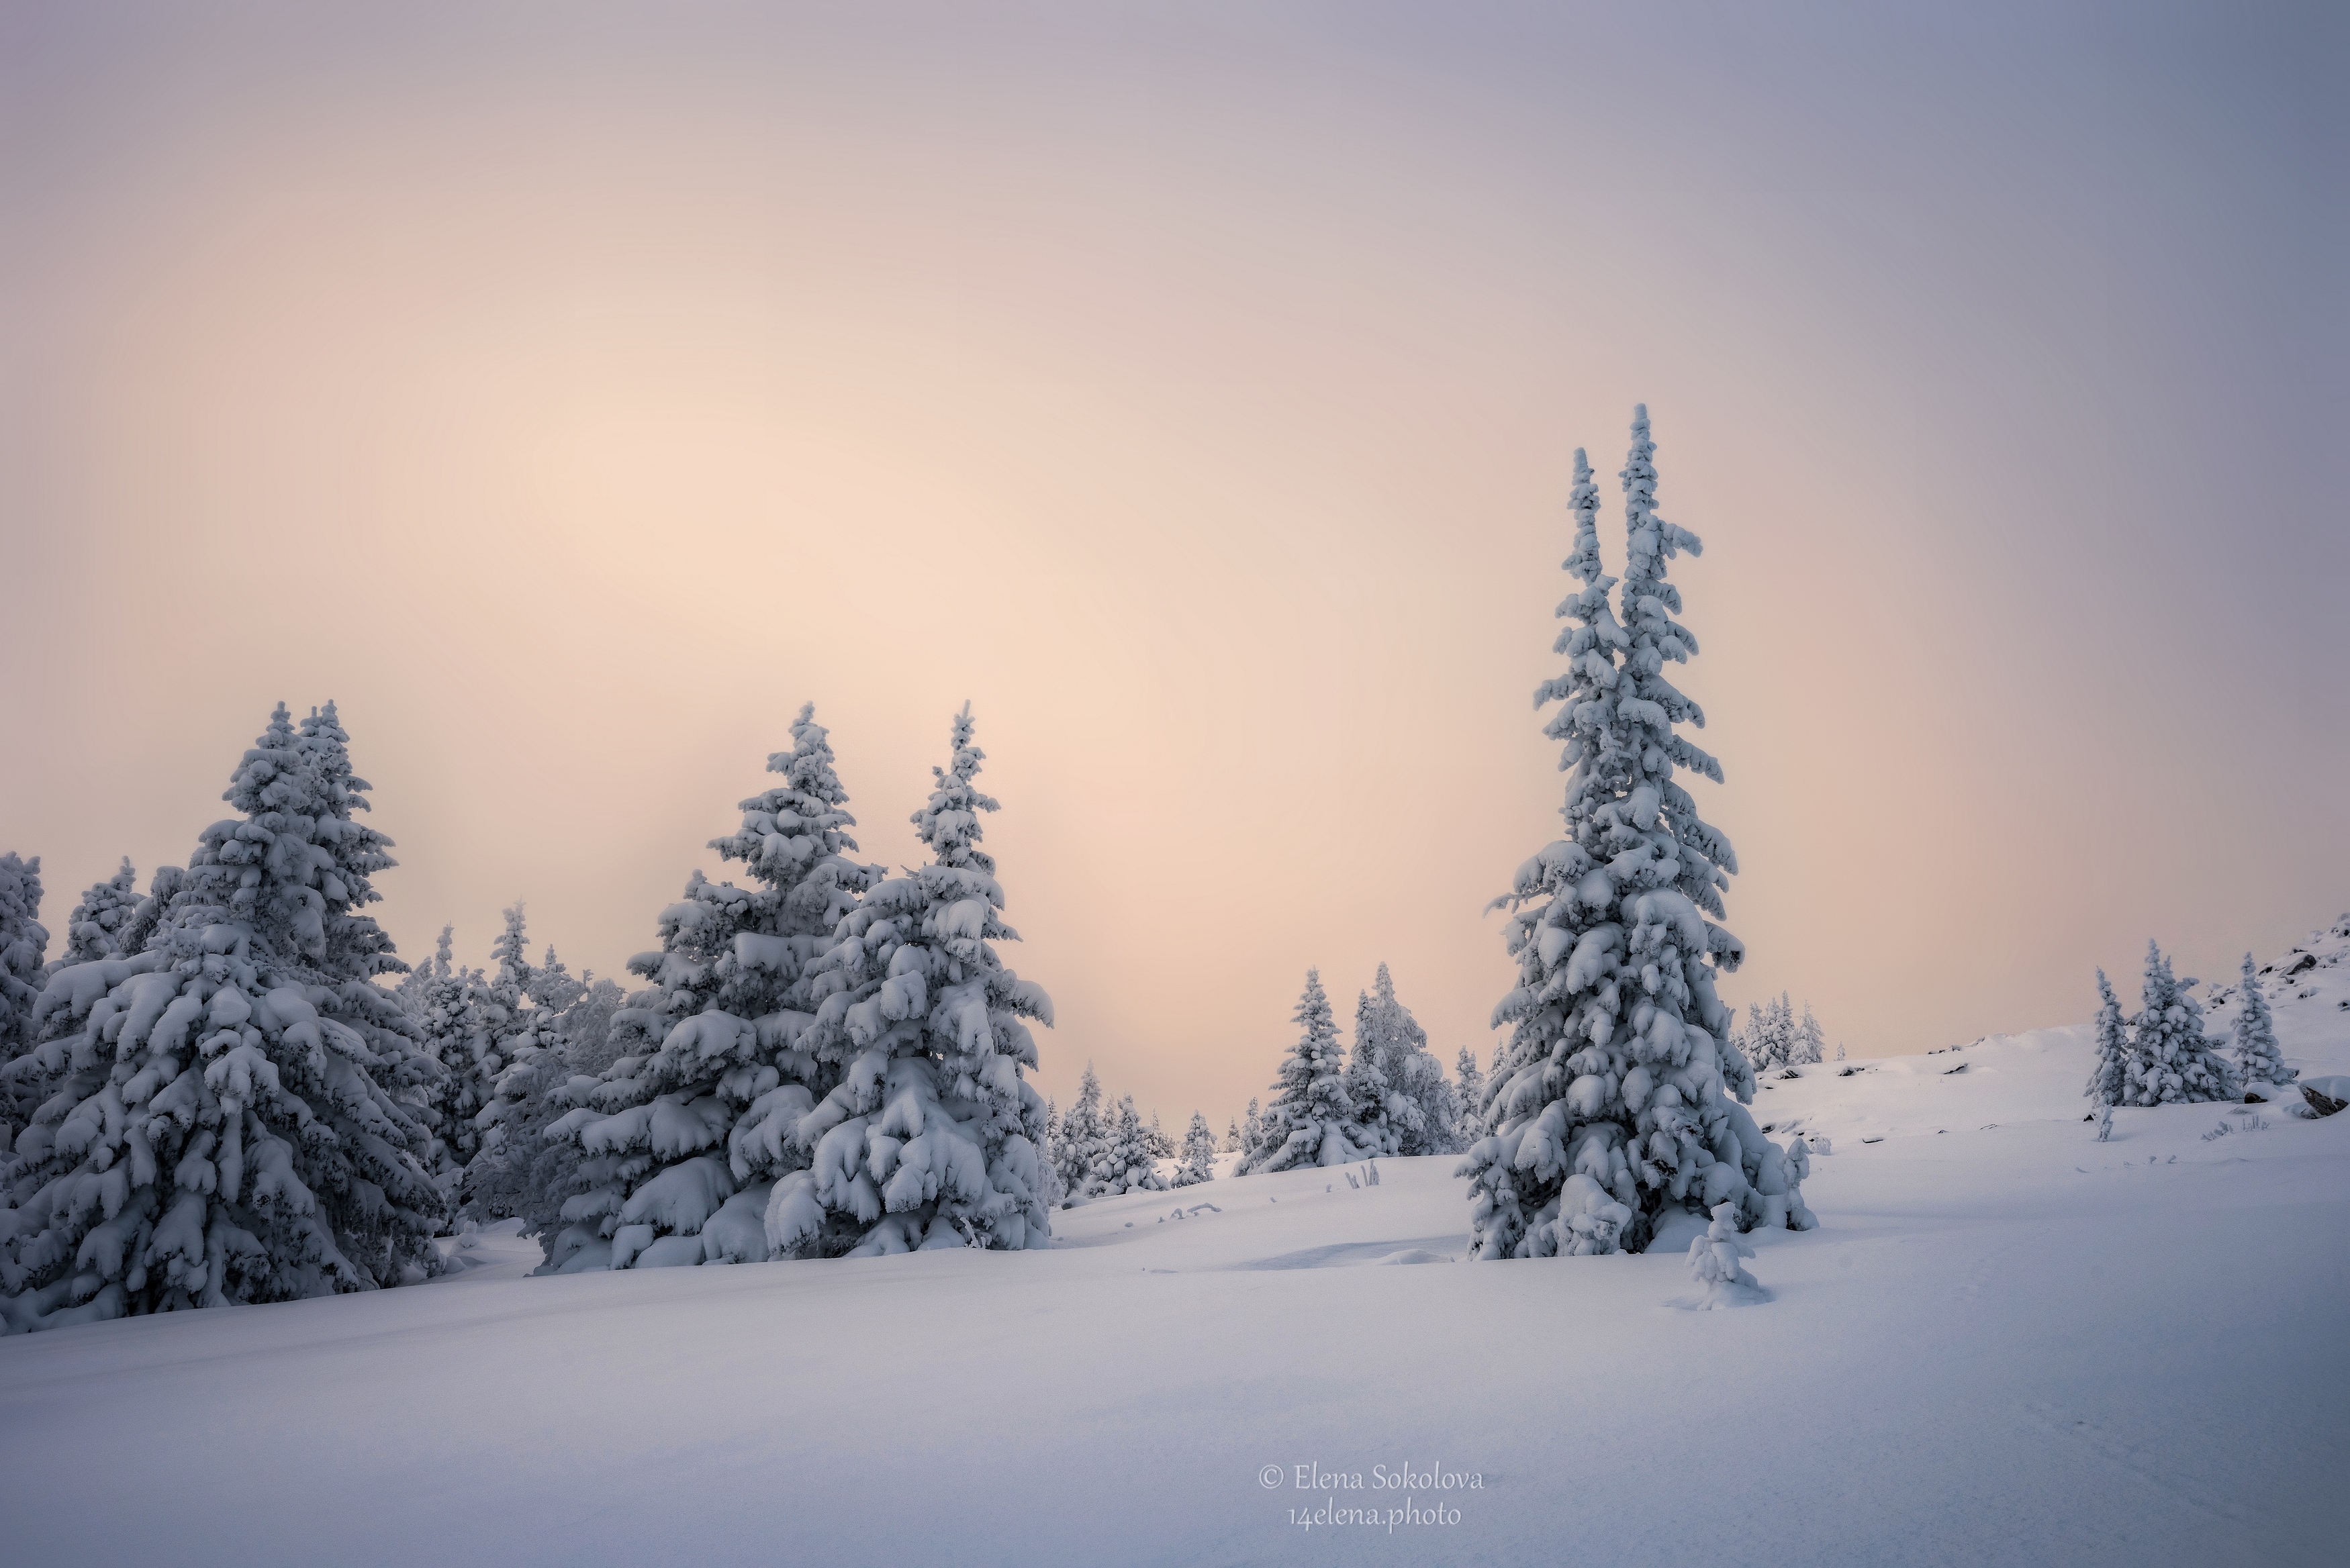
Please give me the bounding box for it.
[2,952,2345,1567]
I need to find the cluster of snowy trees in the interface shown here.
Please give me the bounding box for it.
[0,697,1058,1328]
[1730,995,1828,1071]
[2085,940,2294,1110]
[1042,1065,1227,1199]
[1455,409,1814,1258]
[1235,963,1470,1174]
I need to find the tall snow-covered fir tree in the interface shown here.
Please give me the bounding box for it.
[1460,412,1807,1259]
[1174,1112,1217,1186]
[0,704,445,1331]
[0,852,48,1131]
[1239,1097,1262,1153]
[1792,1003,1825,1067]
[113,865,184,963]
[1051,1062,1107,1200]
[465,905,583,1232]
[1223,1115,1243,1153]
[2123,942,2235,1106]
[1094,1094,1168,1195]
[53,859,139,968]
[1453,1044,1487,1148]
[2228,954,2292,1089]
[1236,969,1362,1174]
[1356,963,1460,1156]
[2084,969,2130,1108]
[763,704,1055,1258]
[1741,995,1795,1072]
[1344,986,1400,1155]
[560,976,628,1077]
[545,705,880,1271]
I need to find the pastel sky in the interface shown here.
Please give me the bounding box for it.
[3,3,2341,1128]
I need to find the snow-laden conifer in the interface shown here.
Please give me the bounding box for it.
[0,705,443,1331]
[548,705,879,1271]
[465,906,582,1231]
[1240,1097,1261,1154]
[1094,1094,1168,1195]
[2084,969,2129,1108]
[763,705,1055,1258]
[54,859,139,968]
[1344,987,1400,1155]
[1681,1200,1766,1309]
[2228,954,2292,1089]
[561,976,628,1077]
[0,853,47,1132]
[1357,964,1460,1156]
[1793,1004,1825,1067]
[113,865,184,963]
[2123,942,2235,1106]
[1174,1112,1217,1186]
[1052,1063,1107,1199]
[1453,1044,1487,1148]
[1147,1109,1173,1160]
[1236,969,1362,1174]
[1222,1116,1241,1153]
[1461,413,1804,1259]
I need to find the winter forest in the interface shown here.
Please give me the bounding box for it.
[3,8,2341,1566]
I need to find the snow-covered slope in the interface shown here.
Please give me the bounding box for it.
[1,996,2343,1567]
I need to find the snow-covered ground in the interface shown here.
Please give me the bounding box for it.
[3,940,2347,1567]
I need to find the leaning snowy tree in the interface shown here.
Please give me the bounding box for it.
[2228,954,2292,1091]
[545,703,880,1271]
[1459,411,1811,1259]
[1236,969,1362,1174]
[0,704,445,1332]
[763,703,1055,1258]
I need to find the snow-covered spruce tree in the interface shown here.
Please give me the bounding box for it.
[0,853,48,1135]
[1453,1044,1487,1147]
[2228,954,2292,1091]
[1362,964,1460,1156]
[112,865,184,963]
[1052,1063,1107,1199]
[1345,987,1401,1155]
[0,705,444,1331]
[1744,995,1795,1072]
[1174,1112,1217,1186]
[763,704,1055,1258]
[1793,1004,1825,1067]
[2084,969,2129,1108]
[2122,942,2235,1106]
[1461,414,1804,1259]
[1239,1097,1262,1154]
[1223,1116,1243,1153]
[1681,1200,1765,1309]
[559,975,628,1077]
[52,859,139,969]
[1094,1094,1168,1195]
[1236,969,1362,1174]
[1147,1109,1174,1160]
[546,705,881,1271]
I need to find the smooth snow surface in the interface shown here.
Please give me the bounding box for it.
[3,1002,2345,1566]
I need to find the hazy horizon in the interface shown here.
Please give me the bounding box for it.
[3,2,2342,1127]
